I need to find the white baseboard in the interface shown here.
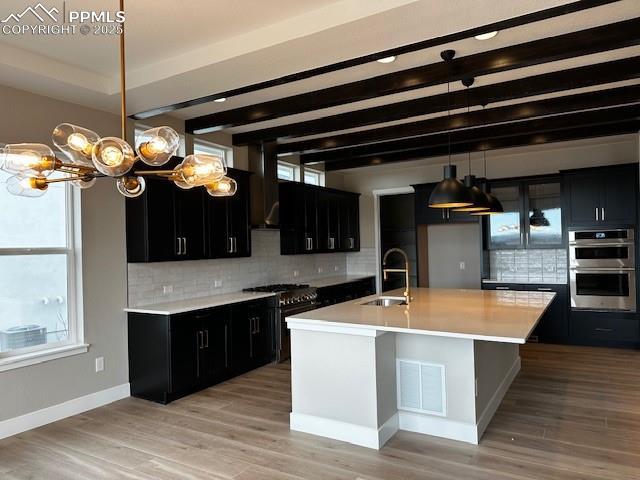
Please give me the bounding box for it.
[476,355,521,439]
[0,383,130,440]
[398,410,479,444]
[290,412,399,449]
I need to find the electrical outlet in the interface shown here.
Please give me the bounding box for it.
[293,270,299,277]
[95,357,104,373]
[317,267,324,274]
[334,265,339,271]
[459,261,466,271]
[214,280,223,288]
[162,285,173,294]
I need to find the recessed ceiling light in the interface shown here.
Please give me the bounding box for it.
[214,97,227,103]
[474,31,498,40]
[377,56,396,64]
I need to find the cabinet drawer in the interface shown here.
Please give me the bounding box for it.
[481,283,524,291]
[570,312,639,344]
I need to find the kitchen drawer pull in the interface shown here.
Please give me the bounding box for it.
[224,324,229,367]
[537,287,553,291]
[204,329,209,348]
[601,207,605,221]
[594,327,613,332]
[595,207,599,221]
[496,286,510,290]
[198,331,204,349]
[183,237,187,255]
[177,237,182,255]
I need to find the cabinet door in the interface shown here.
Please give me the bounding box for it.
[526,285,568,343]
[525,180,563,248]
[227,172,251,257]
[303,187,319,252]
[248,303,272,365]
[199,309,231,382]
[175,188,205,260]
[339,194,360,251]
[279,182,307,254]
[131,177,179,262]
[487,183,524,249]
[230,303,253,373]
[318,191,341,252]
[206,196,232,258]
[600,167,637,225]
[169,316,200,394]
[564,173,600,226]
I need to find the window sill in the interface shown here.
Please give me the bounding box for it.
[0,343,90,373]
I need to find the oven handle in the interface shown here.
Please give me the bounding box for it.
[280,302,319,317]
[570,267,635,272]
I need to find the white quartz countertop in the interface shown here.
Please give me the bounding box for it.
[286,287,555,344]
[482,279,567,285]
[309,275,375,288]
[124,291,275,315]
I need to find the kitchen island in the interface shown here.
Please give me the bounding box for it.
[286,287,554,449]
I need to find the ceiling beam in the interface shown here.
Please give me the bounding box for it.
[233,57,640,145]
[323,121,640,171]
[279,84,640,155]
[131,0,620,120]
[187,17,640,134]
[302,104,640,164]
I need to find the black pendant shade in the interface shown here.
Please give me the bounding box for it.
[452,175,490,212]
[529,208,550,227]
[428,165,473,208]
[470,183,504,216]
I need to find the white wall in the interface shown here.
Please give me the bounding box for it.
[340,134,640,249]
[0,86,128,422]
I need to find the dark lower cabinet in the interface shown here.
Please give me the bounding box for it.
[316,277,375,307]
[128,296,275,404]
[569,310,640,348]
[481,283,568,344]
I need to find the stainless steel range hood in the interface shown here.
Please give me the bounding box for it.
[249,142,279,228]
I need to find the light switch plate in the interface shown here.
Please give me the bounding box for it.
[163,285,173,294]
[214,280,222,288]
[459,261,466,271]
[95,357,104,373]
[293,270,299,277]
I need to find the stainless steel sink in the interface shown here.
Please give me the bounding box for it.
[361,296,407,307]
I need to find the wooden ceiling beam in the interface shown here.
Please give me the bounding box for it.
[279,84,640,155]
[233,57,640,145]
[323,121,640,171]
[132,0,621,120]
[187,17,640,134]
[302,104,639,164]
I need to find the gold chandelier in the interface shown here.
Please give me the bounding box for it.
[0,0,236,199]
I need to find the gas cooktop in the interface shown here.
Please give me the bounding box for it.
[244,284,310,293]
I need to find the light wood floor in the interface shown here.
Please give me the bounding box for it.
[1,343,639,479]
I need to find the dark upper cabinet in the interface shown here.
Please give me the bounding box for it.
[413,183,479,225]
[280,182,360,255]
[318,191,342,252]
[486,177,563,250]
[563,164,637,227]
[205,168,251,258]
[339,193,360,251]
[126,165,252,262]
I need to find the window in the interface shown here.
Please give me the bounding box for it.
[193,139,233,168]
[134,124,186,157]
[277,161,300,182]
[304,168,325,186]
[0,170,82,360]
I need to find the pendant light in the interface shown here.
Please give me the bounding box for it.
[470,141,504,216]
[453,78,490,213]
[428,50,473,209]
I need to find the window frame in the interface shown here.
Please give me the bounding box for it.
[277,161,300,182]
[303,167,325,186]
[193,139,233,168]
[0,179,86,370]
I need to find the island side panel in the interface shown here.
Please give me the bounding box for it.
[289,328,397,449]
[473,340,520,439]
[395,333,479,443]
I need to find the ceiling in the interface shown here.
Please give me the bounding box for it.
[1,0,638,171]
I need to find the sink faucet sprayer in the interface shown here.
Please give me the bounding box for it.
[382,248,411,304]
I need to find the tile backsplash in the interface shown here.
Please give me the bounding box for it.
[488,249,568,284]
[128,230,354,307]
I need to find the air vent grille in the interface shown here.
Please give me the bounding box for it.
[397,360,446,416]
